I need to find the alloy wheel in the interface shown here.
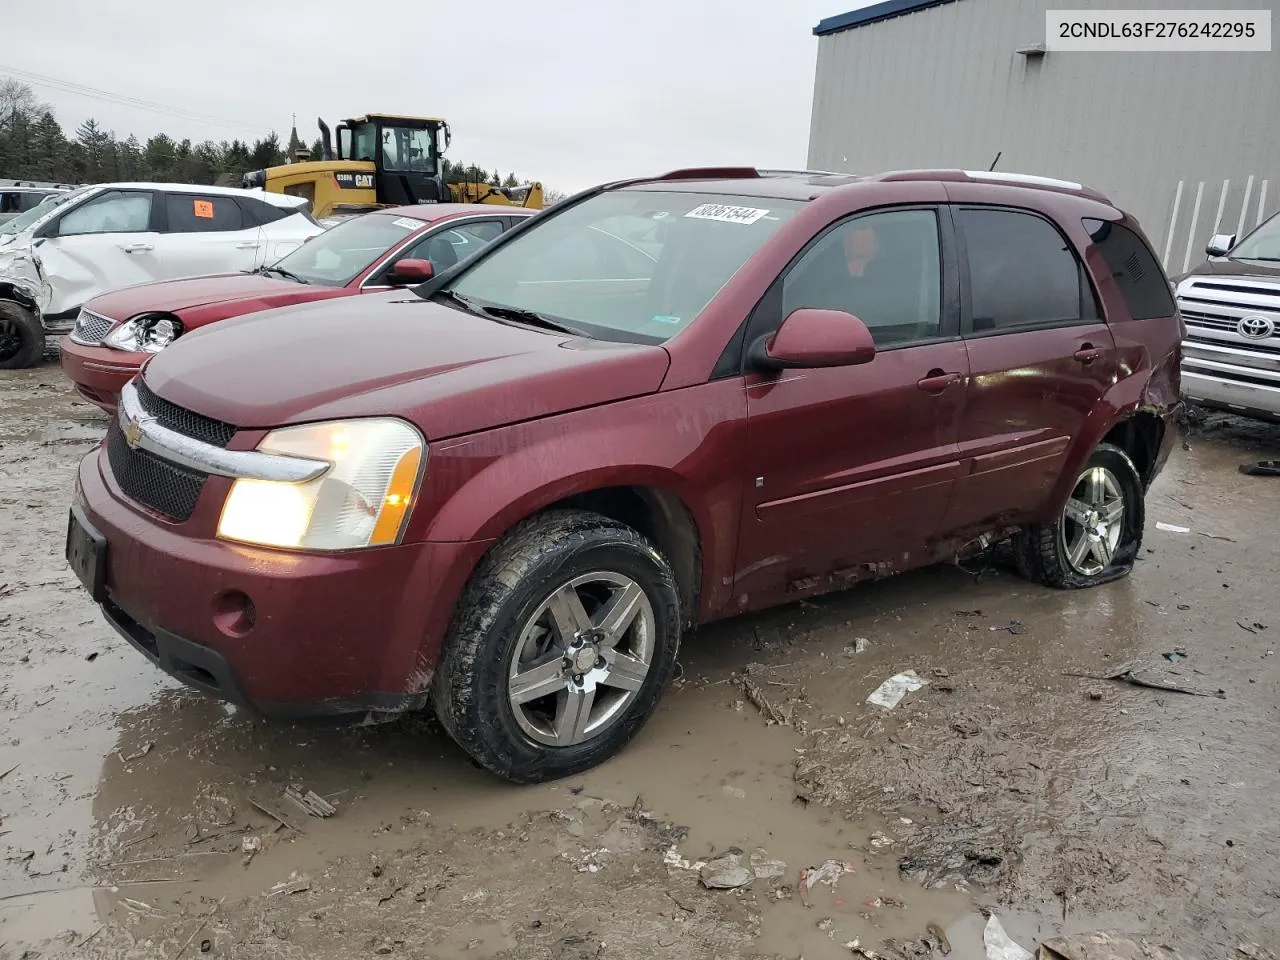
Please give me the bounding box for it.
[507,571,656,747]
[1060,465,1125,577]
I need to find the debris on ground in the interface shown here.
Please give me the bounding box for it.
[265,874,312,897]
[798,859,855,907]
[927,922,952,955]
[1163,650,1186,663]
[1037,930,1192,960]
[240,836,261,855]
[1238,460,1280,477]
[897,828,1007,888]
[115,741,154,764]
[844,638,871,656]
[983,912,1032,960]
[284,785,337,818]
[662,845,707,873]
[1236,944,1276,960]
[748,849,787,880]
[699,851,753,889]
[736,675,792,726]
[1155,522,1191,534]
[866,896,906,908]
[1067,665,1226,699]
[866,671,929,709]
[989,621,1026,635]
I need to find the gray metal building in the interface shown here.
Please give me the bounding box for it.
[807,0,1279,275]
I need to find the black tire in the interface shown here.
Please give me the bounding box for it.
[1014,443,1145,589]
[0,301,44,370]
[433,509,681,784]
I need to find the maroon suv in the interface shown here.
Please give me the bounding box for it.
[66,167,1182,783]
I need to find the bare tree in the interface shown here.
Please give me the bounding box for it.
[0,78,49,120]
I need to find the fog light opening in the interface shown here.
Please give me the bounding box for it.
[212,590,256,638]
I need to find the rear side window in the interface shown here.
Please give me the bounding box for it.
[959,208,1084,332]
[166,194,245,233]
[1082,218,1175,320]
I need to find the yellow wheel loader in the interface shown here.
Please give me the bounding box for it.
[242,114,543,219]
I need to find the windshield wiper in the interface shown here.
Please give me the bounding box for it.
[430,289,489,317]
[1235,255,1280,262]
[477,304,585,336]
[259,265,309,283]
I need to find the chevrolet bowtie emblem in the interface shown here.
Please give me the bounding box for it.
[120,411,153,450]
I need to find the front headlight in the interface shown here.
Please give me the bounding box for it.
[104,313,183,353]
[216,418,426,551]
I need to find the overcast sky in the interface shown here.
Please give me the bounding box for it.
[2,0,862,194]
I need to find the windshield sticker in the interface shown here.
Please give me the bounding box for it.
[684,203,770,225]
[650,314,682,325]
[193,199,215,219]
[392,217,425,230]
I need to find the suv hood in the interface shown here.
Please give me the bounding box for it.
[143,293,672,440]
[1177,258,1280,284]
[87,273,327,319]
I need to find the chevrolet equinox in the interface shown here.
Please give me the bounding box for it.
[67,167,1184,783]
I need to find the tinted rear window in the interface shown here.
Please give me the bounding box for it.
[166,193,245,233]
[1083,218,1175,320]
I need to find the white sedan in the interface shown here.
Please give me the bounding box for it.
[0,182,323,368]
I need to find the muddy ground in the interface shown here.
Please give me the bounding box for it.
[1,363,1278,960]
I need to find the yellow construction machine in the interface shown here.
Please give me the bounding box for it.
[242,114,543,218]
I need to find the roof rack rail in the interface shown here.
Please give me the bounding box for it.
[755,167,850,178]
[655,167,760,181]
[874,168,1109,202]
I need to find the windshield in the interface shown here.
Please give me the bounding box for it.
[380,125,437,174]
[0,187,91,236]
[1230,211,1280,261]
[442,189,803,342]
[271,211,428,286]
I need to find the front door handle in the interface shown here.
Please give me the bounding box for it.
[917,370,962,392]
[235,241,261,249]
[121,243,154,254]
[1074,344,1103,364]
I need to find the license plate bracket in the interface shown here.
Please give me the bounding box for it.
[66,504,107,603]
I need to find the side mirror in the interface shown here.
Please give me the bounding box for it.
[749,308,877,371]
[1205,233,1235,258]
[390,258,434,284]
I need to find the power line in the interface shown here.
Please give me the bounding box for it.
[0,64,280,137]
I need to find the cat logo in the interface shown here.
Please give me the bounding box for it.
[355,173,374,189]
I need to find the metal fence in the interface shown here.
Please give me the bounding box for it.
[1159,175,1280,274]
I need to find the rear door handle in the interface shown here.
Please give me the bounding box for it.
[917,370,962,392]
[1074,344,1103,364]
[235,241,261,249]
[121,243,153,254]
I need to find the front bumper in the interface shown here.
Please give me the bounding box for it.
[1182,368,1280,421]
[58,339,143,413]
[72,447,494,718]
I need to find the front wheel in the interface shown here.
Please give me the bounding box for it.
[1015,443,1145,589]
[433,510,681,784]
[0,301,44,370]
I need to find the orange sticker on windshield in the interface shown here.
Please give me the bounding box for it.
[193,199,215,219]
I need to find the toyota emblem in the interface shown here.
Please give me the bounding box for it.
[1238,315,1275,340]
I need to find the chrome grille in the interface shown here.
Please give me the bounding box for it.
[69,308,114,345]
[105,380,237,521]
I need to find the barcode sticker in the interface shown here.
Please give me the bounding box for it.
[684,203,769,225]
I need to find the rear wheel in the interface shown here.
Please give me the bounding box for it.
[0,301,43,370]
[433,510,681,784]
[1015,443,1144,589]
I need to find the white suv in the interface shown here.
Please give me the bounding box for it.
[0,182,323,368]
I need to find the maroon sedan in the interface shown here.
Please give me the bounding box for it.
[59,203,536,412]
[67,167,1183,783]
